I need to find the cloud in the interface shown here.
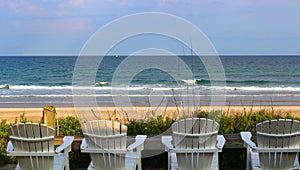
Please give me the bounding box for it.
[0,0,46,17]
[68,0,85,6]
[1,0,300,55]
[57,0,85,9]
[0,0,89,18]
[19,18,92,35]
[0,0,95,34]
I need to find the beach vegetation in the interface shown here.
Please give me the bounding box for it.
[57,116,83,136]
[13,112,29,124]
[126,115,174,136]
[195,109,294,134]
[0,120,16,166]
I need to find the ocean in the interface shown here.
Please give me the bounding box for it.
[1,55,300,107]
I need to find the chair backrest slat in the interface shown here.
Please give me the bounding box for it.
[291,120,300,133]
[257,120,268,168]
[205,119,218,149]
[270,120,277,134]
[283,119,292,133]
[25,123,38,169]
[32,124,42,151]
[280,120,291,149]
[32,123,45,170]
[199,118,207,134]
[173,119,185,149]
[26,123,38,151]
[262,121,269,148]
[186,118,194,150]
[290,120,300,148]
[8,125,21,151]
[19,124,30,152]
[106,121,115,151]
[113,122,121,150]
[191,119,199,149]
[83,121,94,149]
[269,120,277,148]
[197,119,207,150]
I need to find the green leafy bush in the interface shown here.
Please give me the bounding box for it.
[126,115,174,136]
[57,116,83,136]
[0,120,16,166]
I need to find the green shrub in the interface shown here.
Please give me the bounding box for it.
[126,115,175,136]
[0,120,16,166]
[57,116,83,136]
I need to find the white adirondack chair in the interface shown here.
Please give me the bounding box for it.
[161,118,226,170]
[80,120,147,170]
[241,119,300,170]
[6,122,74,170]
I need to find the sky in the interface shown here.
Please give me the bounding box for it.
[0,0,300,55]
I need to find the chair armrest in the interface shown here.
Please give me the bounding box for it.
[81,138,87,149]
[127,135,147,152]
[6,141,14,153]
[240,132,257,149]
[216,135,226,149]
[254,148,300,153]
[161,136,174,151]
[55,136,74,153]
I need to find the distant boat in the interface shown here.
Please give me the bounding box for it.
[115,53,118,58]
[0,84,9,89]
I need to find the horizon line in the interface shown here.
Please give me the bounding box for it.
[1,54,300,57]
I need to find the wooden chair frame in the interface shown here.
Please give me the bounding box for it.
[241,119,300,170]
[161,118,225,170]
[6,122,74,170]
[80,120,147,170]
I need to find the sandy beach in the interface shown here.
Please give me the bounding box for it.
[1,105,300,123]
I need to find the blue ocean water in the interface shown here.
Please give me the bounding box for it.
[1,55,300,107]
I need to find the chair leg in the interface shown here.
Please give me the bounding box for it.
[137,159,142,170]
[65,153,70,170]
[168,152,171,170]
[246,146,250,170]
[298,152,300,165]
[216,152,219,170]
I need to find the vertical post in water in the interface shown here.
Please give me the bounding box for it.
[43,106,56,129]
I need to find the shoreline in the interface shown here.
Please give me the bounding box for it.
[1,94,300,108]
[1,105,300,123]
